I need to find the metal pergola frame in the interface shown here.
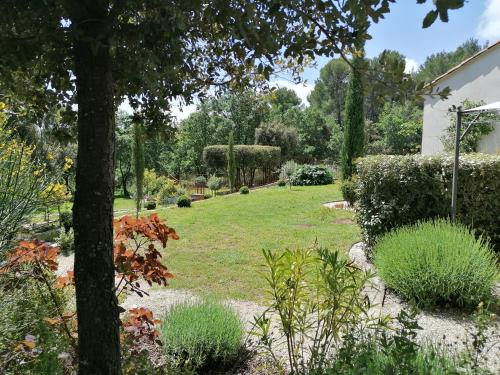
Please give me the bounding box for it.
[450,101,500,219]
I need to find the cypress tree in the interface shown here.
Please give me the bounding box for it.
[227,131,236,192]
[132,119,145,217]
[341,56,365,180]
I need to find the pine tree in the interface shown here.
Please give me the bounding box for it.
[227,131,236,192]
[132,119,145,217]
[341,56,365,180]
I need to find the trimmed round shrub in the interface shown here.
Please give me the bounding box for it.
[340,178,357,205]
[374,220,499,308]
[239,186,249,194]
[161,300,244,372]
[277,179,287,187]
[145,200,156,210]
[290,165,334,186]
[177,195,191,208]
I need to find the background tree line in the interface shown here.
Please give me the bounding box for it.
[113,38,484,188]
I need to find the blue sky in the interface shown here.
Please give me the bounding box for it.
[269,0,500,108]
[301,0,498,83]
[129,0,500,120]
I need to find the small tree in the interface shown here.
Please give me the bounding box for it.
[132,120,145,218]
[227,131,236,191]
[207,175,222,197]
[341,55,366,180]
[280,160,299,189]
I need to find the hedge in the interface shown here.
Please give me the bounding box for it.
[355,154,500,253]
[203,145,281,187]
[289,165,334,186]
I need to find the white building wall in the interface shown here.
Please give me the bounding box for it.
[422,46,500,154]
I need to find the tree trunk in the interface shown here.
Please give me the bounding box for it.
[122,178,130,198]
[119,165,131,198]
[71,5,121,374]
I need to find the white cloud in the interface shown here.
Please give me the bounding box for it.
[404,58,419,74]
[170,103,197,121]
[477,0,500,41]
[271,80,314,106]
[117,98,197,122]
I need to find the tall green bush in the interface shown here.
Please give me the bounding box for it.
[374,220,498,308]
[355,154,500,251]
[341,57,365,180]
[227,131,236,192]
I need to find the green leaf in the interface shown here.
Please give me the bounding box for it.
[422,10,438,28]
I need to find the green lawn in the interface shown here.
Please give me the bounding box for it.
[151,184,360,302]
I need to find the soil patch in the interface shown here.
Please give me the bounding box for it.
[331,218,354,225]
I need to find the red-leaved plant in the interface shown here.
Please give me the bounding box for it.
[0,213,178,369]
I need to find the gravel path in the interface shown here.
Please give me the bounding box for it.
[56,242,499,372]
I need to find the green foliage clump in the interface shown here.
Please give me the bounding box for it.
[0,276,70,374]
[356,154,500,251]
[57,228,74,255]
[145,200,156,210]
[341,58,365,180]
[290,165,334,186]
[239,186,249,194]
[161,300,243,372]
[177,195,191,208]
[254,120,299,160]
[374,102,422,154]
[59,211,73,233]
[156,179,179,204]
[277,179,287,187]
[374,220,499,308]
[340,178,357,205]
[442,100,497,153]
[323,310,466,375]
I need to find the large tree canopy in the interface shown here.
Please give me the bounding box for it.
[0,0,466,373]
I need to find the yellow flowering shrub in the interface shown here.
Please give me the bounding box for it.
[0,103,51,251]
